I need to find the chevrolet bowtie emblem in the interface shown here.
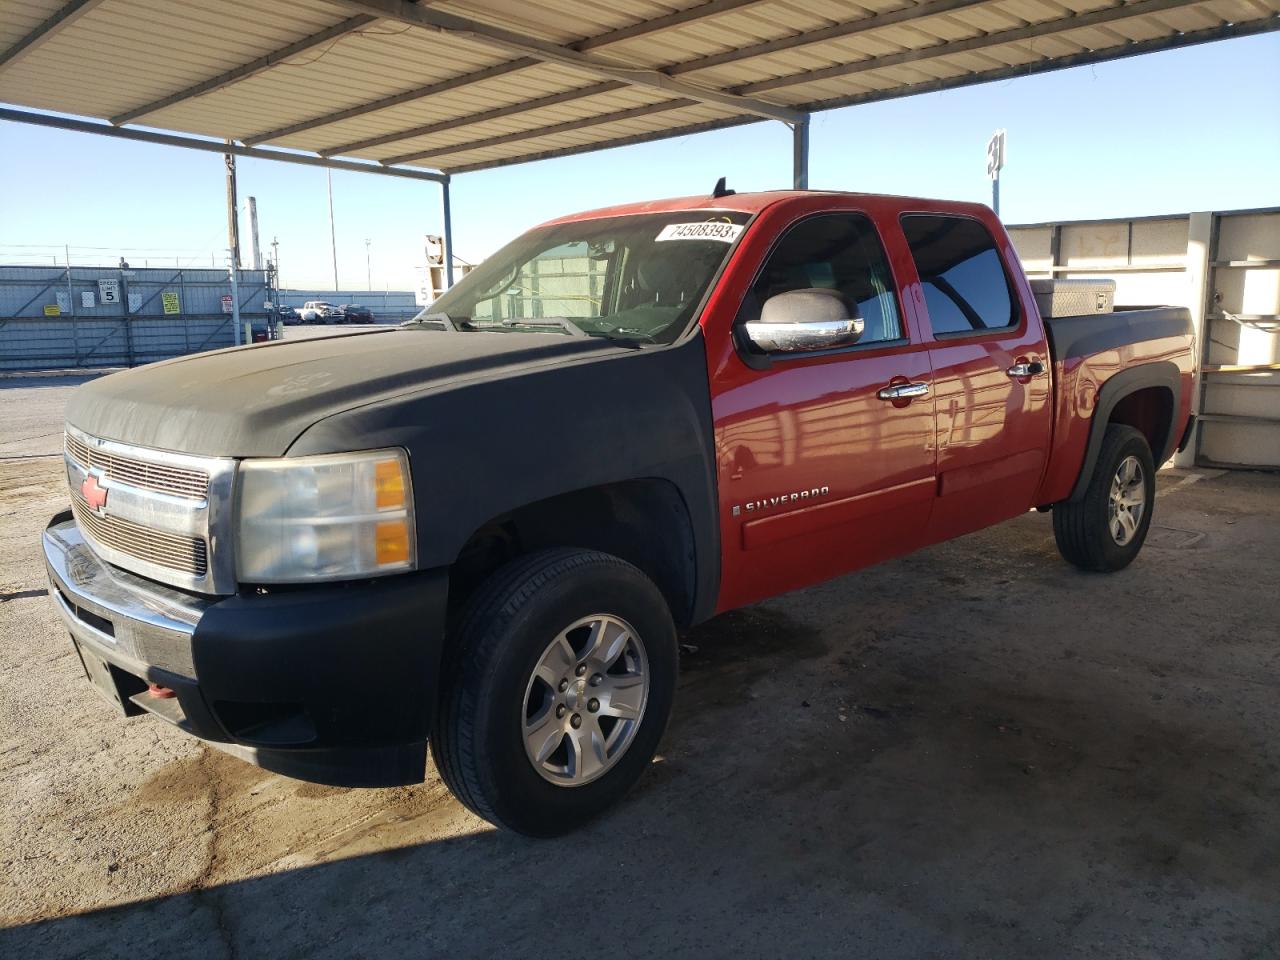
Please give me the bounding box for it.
[81,473,109,511]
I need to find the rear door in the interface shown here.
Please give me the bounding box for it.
[712,206,937,610]
[897,212,1053,541]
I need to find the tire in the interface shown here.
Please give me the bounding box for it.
[432,548,678,836]
[1053,424,1156,572]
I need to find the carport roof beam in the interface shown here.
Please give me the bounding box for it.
[790,16,1280,114]
[242,57,543,147]
[109,15,379,126]
[0,0,108,74]
[736,0,1211,96]
[243,0,771,149]
[321,80,629,157]
[243,0,769,148]
[441,14,1279,175]
[381,99,697,166]
[314,0,993,160]
[662,0,994,78]
[329,0,806,124]
[0,107,448,183]
[444,115,763,174]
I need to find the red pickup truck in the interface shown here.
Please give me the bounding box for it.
[46,187,1194,836]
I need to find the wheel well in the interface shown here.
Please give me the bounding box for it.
[448,480,698,628]
[1108,386,1174,463]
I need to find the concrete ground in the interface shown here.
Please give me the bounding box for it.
[1,370,1278,960]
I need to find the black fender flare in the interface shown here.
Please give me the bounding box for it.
[1069,360,1182,501]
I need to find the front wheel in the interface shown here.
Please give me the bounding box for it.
[1053,424,1156,572]
[432,549,677,836]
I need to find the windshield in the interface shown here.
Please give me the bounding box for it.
[413,211,751,344]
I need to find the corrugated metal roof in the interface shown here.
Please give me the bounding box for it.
[1,0,1276,175]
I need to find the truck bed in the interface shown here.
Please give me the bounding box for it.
[1036,305,1196,507]
[1043,306,1192,362]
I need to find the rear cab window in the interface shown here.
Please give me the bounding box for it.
[900,215,1019,337]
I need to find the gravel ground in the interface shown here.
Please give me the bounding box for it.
[1,371,1277,960]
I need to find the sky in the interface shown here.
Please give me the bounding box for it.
[1,32,1277,292]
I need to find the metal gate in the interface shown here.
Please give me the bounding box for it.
[0,265,272,371]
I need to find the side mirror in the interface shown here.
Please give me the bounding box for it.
[742,288,864,353]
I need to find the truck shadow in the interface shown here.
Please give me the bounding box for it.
[5,572,1278,960]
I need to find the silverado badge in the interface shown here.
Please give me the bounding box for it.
[732,486,830,517]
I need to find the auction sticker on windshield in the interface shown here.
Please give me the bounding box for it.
[655,222,744,243]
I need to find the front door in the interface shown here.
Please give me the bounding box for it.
[712,209,937,611]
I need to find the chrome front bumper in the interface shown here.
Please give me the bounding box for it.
[44,513,214,725]
[45,514,210,680]
[44,511,449,787]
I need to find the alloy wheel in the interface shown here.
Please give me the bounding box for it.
[522,614,650,787]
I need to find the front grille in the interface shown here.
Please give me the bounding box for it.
[71,496,208,578]
[65,432,209,500]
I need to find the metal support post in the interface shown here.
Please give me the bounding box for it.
[120,268,134,366]
[1174,211,1214,467]
[65,245,81,366]
[791,115,810,190]
[992,174,1001,218]
[229,258,242,347]
[441,177,455,288]
[178,269,191,353]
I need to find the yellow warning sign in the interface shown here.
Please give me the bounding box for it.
[44,304,61,316]
[162,292,180,315]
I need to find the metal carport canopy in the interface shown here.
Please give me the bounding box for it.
[2,0,1277,195]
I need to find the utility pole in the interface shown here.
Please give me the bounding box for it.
[248,196,263,270]
[327,168,339,291]
[224,143,241,268]
[986,128,1006,218]
[365,238,372,291]
[271,236,280,287]
[228,250,242,347]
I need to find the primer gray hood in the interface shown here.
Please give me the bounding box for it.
[65,328,626,457]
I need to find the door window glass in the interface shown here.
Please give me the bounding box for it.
[900,215,1016,335]
[744,214,903,345]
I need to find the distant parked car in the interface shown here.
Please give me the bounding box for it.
[298,301,338,323]
[338,304,375,324]
[278,305,303,326]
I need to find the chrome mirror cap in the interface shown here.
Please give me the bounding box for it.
[743,288,863,353]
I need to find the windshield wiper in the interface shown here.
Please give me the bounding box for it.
[589,331,650,349]
[500,317,588,338]
[402,312,460,331]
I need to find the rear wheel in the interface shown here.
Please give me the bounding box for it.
[432,549,677,836]
[1052,424,1156,572]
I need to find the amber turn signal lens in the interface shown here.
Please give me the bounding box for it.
[375,458,406,510]
[375,519,411,566]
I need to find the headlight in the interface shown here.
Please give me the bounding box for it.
[236,449,415,583]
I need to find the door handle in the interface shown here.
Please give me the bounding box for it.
[877,382,930,401]
[1006,360,1045,378]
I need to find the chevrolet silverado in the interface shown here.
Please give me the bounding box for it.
[44,187,1195,835]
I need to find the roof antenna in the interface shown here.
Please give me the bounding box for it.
[711,176,735,199]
